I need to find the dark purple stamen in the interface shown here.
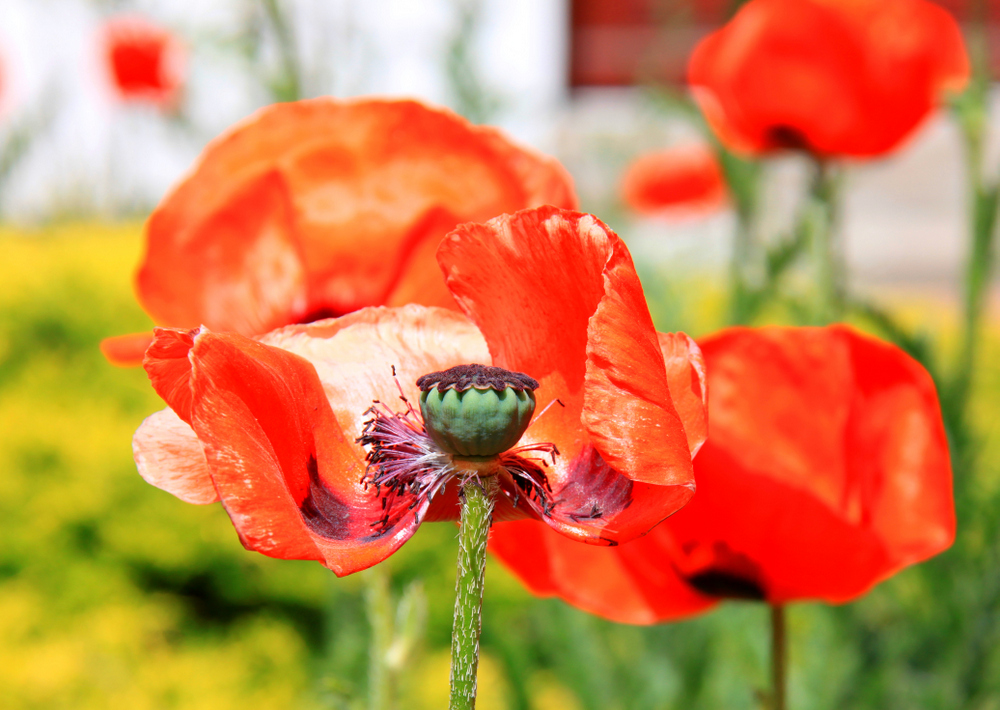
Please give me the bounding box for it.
[356,399,451,533]
[356,394,558,534]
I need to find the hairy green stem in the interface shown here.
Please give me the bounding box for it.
[771,604,787,710]
[449,473,499,710]
[365,565,394,710]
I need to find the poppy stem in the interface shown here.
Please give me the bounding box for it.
[717,147,762,325]
[449,473,499,710]
[260,0,303,101]
[770,604,787,710]
[365,565,394,710]
[949,37,998,435]
[808,159,844,323]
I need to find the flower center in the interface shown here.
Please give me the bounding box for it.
[356,364,556,534]
[416,364,538,459]
[765,124,813,153]
[679,541,766,601]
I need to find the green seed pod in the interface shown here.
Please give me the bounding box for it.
[416,364,538,458]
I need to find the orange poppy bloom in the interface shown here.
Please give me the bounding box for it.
[132,207,707,575]
[101,99,576,366]
[620,144,727,217]
[490,326,954,623]
[688,0,969,157]
[101,16,185,107]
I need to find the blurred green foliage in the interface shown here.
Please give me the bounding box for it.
[2,224,999,708]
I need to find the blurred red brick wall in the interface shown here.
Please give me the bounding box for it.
[569,0,1000,87]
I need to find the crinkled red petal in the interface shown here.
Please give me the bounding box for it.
[490,520,717,624]
[492,325,954,618]
[439,206,696,544]
[138,98,576,334]
[667,325,954,603]
[659,332,708,456]
[139,307,493,575]
[140,170,306,335]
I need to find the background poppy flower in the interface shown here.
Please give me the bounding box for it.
[101,15,185,107]
[490,325,954,624]
[688,0,969,157]
[620,144,727,218]
[101,98,577,367]
[132,206,707,575]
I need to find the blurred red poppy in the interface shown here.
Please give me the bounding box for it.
[491,326,954,623]
[132,207,707,575]
[101,98,576,367]
[101,16,185,107]
[688,0,969,157]
[621,144,727,217]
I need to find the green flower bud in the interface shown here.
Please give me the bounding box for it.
[416,364,538,458]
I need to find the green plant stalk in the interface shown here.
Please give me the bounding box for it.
[771,604,787,710]
[729,200,756,324]
[807,160,844,323]
[952,184,998,422]
[718,148,762,325]
[445,0,501,123]
[365,565,394,710]
[449,472,499,710]
[261,0,302,102]
[950,27,998,431]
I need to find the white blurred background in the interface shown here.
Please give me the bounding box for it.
[0,0,988,297]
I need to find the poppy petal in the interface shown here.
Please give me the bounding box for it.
[668,443,897,603]
[843,327,955,564]
[620,145,727,217]
[493,325,953,618]
[583,237,694,485]
[101,15,185,107]
[384,207,462,310]
[187,330,409,574]
[141,320,467,576]
[474,124,579,211]
[489,520,717,624]
[139,98,577,334]
[140,170,307,335]
[665,325,954,603]
[144,326,199,423]
[440,207,696,543]
[261,305,489,441]
[133,407,218,504]
[659,332,708,456]
[100,331,154,367]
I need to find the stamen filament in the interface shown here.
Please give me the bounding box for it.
[527,397,565,430]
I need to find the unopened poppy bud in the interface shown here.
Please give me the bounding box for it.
[416,364,538,458]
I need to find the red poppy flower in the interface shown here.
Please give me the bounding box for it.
[101,99,577,367]
[620,144,727,218]
[490,326,954,624]
[101,16,185,107]
[688,0,969,157]
[131,207,708,575]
